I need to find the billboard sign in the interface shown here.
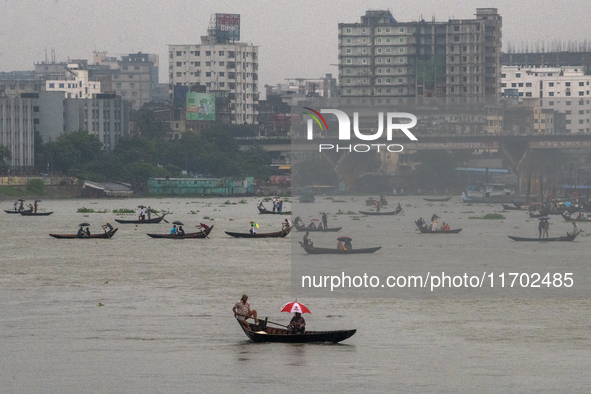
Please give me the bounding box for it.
[186,92,216,121]
[215,13,240,42]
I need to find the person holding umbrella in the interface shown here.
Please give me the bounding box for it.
[281,301,310,334]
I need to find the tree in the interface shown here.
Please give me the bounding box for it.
[50,130,103,174]
[0,146,11,173]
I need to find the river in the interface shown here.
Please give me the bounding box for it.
[1,196,589,393]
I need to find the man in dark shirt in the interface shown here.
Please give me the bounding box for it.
[287,312,306,334]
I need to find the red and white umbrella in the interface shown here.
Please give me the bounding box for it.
[280,301,311,314]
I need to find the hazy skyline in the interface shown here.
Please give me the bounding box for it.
[1,0,590,90]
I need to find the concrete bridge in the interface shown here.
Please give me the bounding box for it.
[238,133,591,190]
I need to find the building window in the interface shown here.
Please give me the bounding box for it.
[219,51,225,56]
[346,28,352,33]
[176,51,182,56]
[399,37,404,43]
[526,92,532,97]
[219,72,225,77]
[176,62,182,67]
[346,38,352,43]
[377,58,383,64]
[206,72,211,77]
[549,92,554,96]
[526,82,532,87]
[566,101,571,105]
[376,38,382,43]
[346,68,351,74]
[377,78,382,84]
[399,48,404,53]
[362,58,367,64]
[346,59,352,64]
[399,27,404,33]
[385,38,391,43]
[346,48,352,54]
[176,72,182,77]
[579,91,585,96]
[516,73,521,78]
[346,78,352,84]
[549,82,554,87]
[376,48,382,54]
[205,51,211,56]
[219,82,225,87]
[377,28,382,33]
[49,83,55,88]
[385,27,391,33]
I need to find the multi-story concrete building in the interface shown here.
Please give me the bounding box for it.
[0,96,35,169]
[44,64,101,99]
[105,52,159,110]
[34,92,129,151]
[502,66,591,133]
[168,36,259,125]
[0,71,40,99]
[338,8,502,104]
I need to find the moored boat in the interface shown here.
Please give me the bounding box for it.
[49,228,118,239]
[299,241,381,254]
[238,320,356,343]
[358,207,402,216]
[4,210,21,214]
[147,225,214,239]
[115,215,165,224]
[508,230,580,242]
[225,226,292,238]
[423,196,453,202]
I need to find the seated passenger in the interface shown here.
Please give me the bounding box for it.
[177,225,185,236]
[77,226,84,238]
[287,312,306,334]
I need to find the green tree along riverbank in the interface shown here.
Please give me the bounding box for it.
[34,120,271,192]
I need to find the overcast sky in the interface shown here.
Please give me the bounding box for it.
[1,0,590,90]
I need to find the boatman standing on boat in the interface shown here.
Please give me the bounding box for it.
[283,218,291,230]
[140,207,146,221]
[147,206,151,220]
[233,294,258,327]
[322,212,328,229]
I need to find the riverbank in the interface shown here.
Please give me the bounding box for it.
[0,185,80,200]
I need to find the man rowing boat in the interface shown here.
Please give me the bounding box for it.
[233,294,258,327]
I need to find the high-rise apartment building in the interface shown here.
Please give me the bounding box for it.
[338,8,502,104]
[168,15,259,125]
[502,66,591,133]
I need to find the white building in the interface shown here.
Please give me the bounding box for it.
[502,66,591,133]
[168,41,259,125]
[45,64,101,99]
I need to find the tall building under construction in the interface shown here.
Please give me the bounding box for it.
[338,8,502,104]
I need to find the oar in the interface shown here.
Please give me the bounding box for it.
[236,314,287,328]
[153,212,169,224]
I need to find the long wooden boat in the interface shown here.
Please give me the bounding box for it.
[423,196,452,202]
[415,220,462,234]
[4,210,22,214]
[225,226,292,238]
[508,231,580,242]
[49,228,118,239]
[293,217,341,232]
[238,320,356,344]
[365,198,388,206]
[114,214,165,224]
[299,195,315,203]
[501,204,521,210]
[299,241,381,254]
[147,226,214,239]
[20,211,53,216]
[293,223,342,232]
[358,208,402,216]
[257,206,292,215]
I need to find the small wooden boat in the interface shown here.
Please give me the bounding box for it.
[225,226,292,238]
[147,226,214,239]
[20,211,53,216]
[257,206,291,215]
[508,230,580,242]
[423,196,452,202]
[114,215,165,224]
[562,215,591,222]
[4,209,21,214]
[366,197,388,206]
[299,241,381,254]
[415,220,462,234]
[501,204,521,210]
[358,208,402,216]
[49,228,118,239]
[299,195,315,203]
[238,320,356,343]
[293,217,341,232]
